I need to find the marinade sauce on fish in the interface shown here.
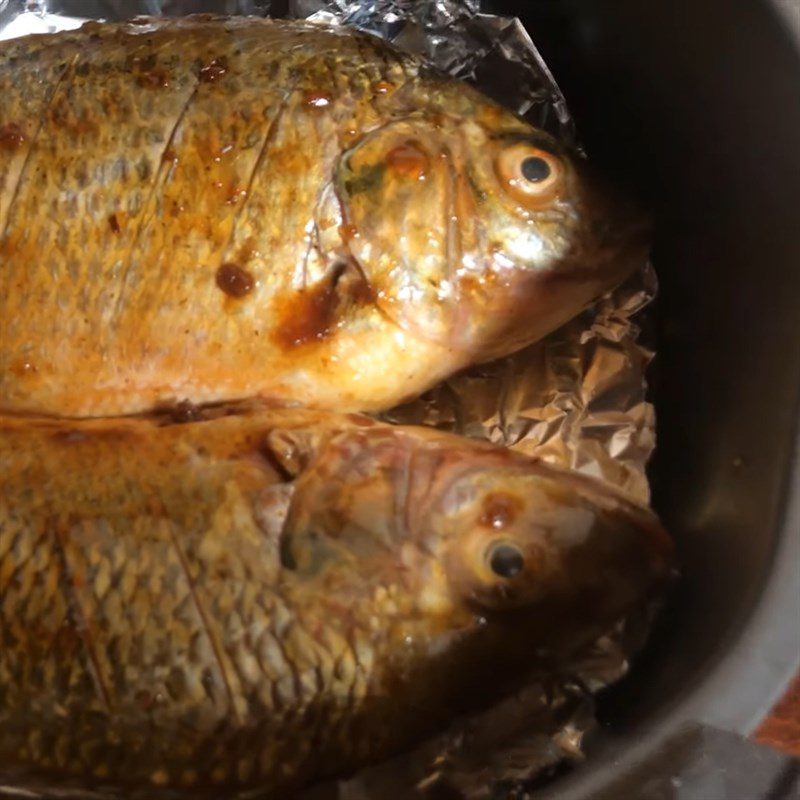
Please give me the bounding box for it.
[0,404,673,796]
[0,16,649,418]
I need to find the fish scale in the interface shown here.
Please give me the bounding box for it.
[0,410,397,793]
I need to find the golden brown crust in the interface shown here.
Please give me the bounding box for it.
[0,18,428,417]
[0,18,646,419]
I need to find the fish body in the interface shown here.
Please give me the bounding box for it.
[0,404,672,796]
[0,16,647,418]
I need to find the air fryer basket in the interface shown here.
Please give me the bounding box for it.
[483,0,800,796]
[0,2,796,798]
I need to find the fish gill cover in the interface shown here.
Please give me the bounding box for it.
[0,1,659,798]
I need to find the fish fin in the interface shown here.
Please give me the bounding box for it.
[260,428,321,479]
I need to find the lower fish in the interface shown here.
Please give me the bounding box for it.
[0,403,672,797]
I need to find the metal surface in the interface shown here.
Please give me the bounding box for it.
[564,725,800,800]
[774,0,800,39]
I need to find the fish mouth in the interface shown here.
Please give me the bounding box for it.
[583,211,653,287]
[572,160,653,284]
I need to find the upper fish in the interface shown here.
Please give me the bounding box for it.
[0,16,649,418]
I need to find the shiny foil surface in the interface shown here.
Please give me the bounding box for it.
[0,1,659,797]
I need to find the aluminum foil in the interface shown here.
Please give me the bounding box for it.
[0,2,659,798]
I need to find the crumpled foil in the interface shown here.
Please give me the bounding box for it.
[0,2,659,798]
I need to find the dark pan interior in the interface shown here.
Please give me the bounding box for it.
[485,0,800,794]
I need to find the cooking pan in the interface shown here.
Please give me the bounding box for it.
[483,0,800,796]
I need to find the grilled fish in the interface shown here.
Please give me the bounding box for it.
[0,16,648,418]
[0,403,672,796]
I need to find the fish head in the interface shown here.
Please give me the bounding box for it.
[282,427,671,653]
[410,451,673,649]
[277,428,673,721]
[383,453,674,739]
[333,83,650,362]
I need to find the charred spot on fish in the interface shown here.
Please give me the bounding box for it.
[273,260,373,349]
[479,493,522,529]
[521,156,551,183]
[199,57,228,83]
[108,213,121,234]
[0,122,25,150]
[386,140,429,181]
[216,263,254,299]
[487,542,525,579]
[273,265,344,348]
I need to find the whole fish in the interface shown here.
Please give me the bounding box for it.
[0,403,673,797]
[0,16,648,418]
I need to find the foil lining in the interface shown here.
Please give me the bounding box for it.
[0,2,659,798]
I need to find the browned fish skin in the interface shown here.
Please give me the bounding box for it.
[0,404,673,796]
[0,17,648,419]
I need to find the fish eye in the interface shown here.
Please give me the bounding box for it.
[496,143,562,206]
[521,156,551,182]
[486,541,525,579]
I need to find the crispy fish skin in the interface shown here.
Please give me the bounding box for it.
[0,17,648,418]
[0,404,673,796]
